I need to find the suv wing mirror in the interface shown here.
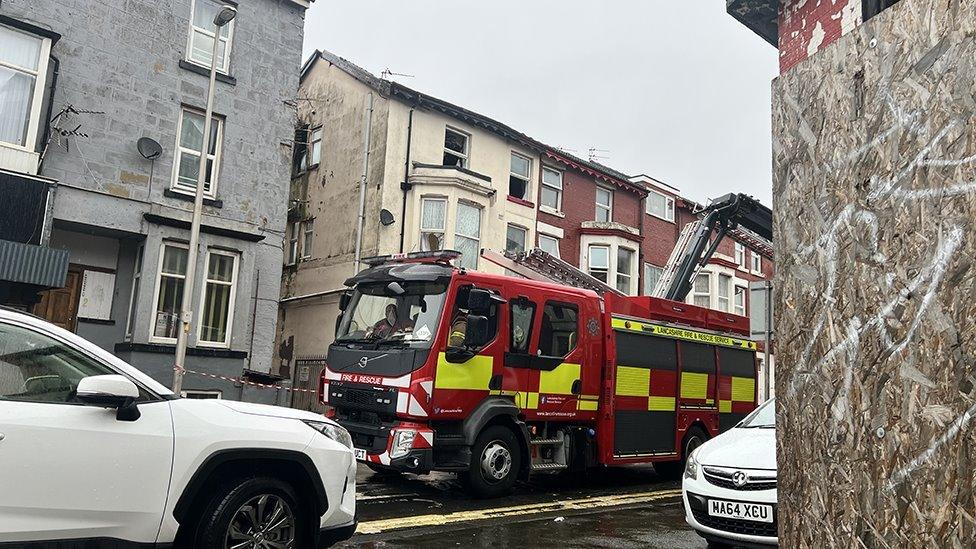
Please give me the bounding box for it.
[76,375,141,421]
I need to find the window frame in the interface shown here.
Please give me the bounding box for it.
[124,244,145,341]
[172,106,224,198]
[540,167,563,212]
[751,252,762,273]
[734,243,746,269]
[587,244,610,283]
[508,298,537,355]
[643,262,664,296]
[506,224,528,254]
[286,221,300,265]
[692,272,711,309]
[420,196,447,252]
[538,234,560,258]
[538,301,580,359]
[615,247,636,295]
[301,219,314,260]
[595,186,613,223]
[454,201,482,270]
[196,249,239,348]
[186,0,236,74]
[646,189,675,222]
[0,23,52,153]
[443,126,469,169]
[149,242,189,345]
[734,285,747,316]
[717,273,732,312]
[508,151,532,200]
[308,126,323,168]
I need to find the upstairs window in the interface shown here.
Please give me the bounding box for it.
[302,219,314,260]
[174,107,223,197]
[538,234,560,258]
[751,251,762,273]
[506,224,527,254]
[616,248,635,295]
[0,24,50,150]
[509,152,531,200]
[443,127,468,168]
[644,263,663,296]
[420,197,446,251]
[595,187,613,222]
[734,243,746,268]
[734,286,747,316]
[646,190,675,222]
[718,274,731,312]
[187,0,235,72]
[286,221,300,265]
[541,167,562,211]
[309,126,323,167]
[291,124,308,175]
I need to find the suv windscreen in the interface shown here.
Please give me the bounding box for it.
[336,280,448,348]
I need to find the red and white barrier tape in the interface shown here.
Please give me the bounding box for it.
[173,366,318,394]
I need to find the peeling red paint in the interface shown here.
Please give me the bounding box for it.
[778,0,862,73]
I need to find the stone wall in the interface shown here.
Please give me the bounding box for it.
[772,0,976,545]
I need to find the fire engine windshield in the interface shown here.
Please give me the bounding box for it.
[335,280,448,348]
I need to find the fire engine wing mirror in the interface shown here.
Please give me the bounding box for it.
[338,292,352,311]
[463,314,490,348]
[467,288,492,315]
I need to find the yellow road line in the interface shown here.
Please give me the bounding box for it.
[356,488,682,535]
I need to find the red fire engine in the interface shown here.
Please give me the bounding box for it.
[320,193,771,497]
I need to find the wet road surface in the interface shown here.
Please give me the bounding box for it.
[337,464,711,548]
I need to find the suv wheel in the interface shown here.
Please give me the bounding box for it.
[464,425,521,498]
[193,476,309,549]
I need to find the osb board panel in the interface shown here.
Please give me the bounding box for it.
[772,1,976,547]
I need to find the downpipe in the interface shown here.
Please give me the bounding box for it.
[354,92,375,273]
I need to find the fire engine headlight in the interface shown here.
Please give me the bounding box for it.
[390,429,417,459]
[304,420,353,450]
[684,449,699,481]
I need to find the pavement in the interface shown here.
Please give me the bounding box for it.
[337,464,712,548]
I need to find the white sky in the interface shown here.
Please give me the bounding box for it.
[302,1,778,206]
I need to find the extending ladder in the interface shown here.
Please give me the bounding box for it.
[480,248,625,297]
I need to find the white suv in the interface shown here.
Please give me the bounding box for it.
[0,308,357,548]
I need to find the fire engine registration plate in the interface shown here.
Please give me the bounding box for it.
[708,499,773,523]
[354,448,366,461]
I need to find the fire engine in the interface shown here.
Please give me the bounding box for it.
[320,193,772,497]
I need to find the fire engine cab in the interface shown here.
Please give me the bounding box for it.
[320,193,771,497]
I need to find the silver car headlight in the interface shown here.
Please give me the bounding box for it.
[303,420,353,449]
[684,449,699,480]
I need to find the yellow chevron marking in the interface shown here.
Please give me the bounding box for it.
[539,363,581,395]
[680,372,708,400]
[615,366,650,397]
[434,353,492,391]
[731,376,756,402]
[647,396,676,411]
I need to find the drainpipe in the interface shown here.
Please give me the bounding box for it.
[38,55,60,173]
[638,193,646,295]
[398,109,414,253]
[353,92,375,272]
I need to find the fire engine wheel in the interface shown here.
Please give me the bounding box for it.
[465,426,521,498]
[655,426,709,479]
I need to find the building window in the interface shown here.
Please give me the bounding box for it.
[197,250,238,347]
[443,127,468,168]
[735,243,746,268]
[455,202,481,270]
[616,248,635,294]
[693,273,711,309]
[588,245,610,283]
[595,187,613,223]
[718,274,731,312]
[509,152,531,200]
[538,234,560,258]
[151,244,189,342]
[420,197,446,251]
[181,390,222,399]
[124,244,145,340]
[292,124,308,175]
[287,221,300,264]
[309,126,322,167]
[174,107,223,197]
[646,190,675,222]
[187,0,235,72]
[541,167,562,211]
[506,225,527,254]
[734,286,747,316]
[751,252,762,273]
[644,263,663,296]
[0,24,50,150]
[302,219,314,260]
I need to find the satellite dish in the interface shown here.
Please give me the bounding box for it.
[379,209,396,226]
[137,137,163,160]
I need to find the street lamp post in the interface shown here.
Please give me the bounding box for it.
[172,5,237,394]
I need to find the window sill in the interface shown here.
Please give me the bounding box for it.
[165,188,223,208]
[178,59,237,86]
[647,213,676,224]
[78,317,115,326]
[539,206,564,218]
[506,195,535,208]
[115,341,248,359]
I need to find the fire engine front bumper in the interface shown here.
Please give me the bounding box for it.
[370,447,434,474]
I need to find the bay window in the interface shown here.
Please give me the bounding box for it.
[734,286,747,316]
[455,202,481,269]
[420,197,446,251]
[692,273,711,309]
[588,245,610,283]
[197,250,239,347]
[616,248,635,294]
[718,274,731,312]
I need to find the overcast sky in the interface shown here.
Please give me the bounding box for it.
[302,1,778,206]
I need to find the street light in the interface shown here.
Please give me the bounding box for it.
[173,5,238,394]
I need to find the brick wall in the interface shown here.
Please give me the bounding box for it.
[779,0,861,72]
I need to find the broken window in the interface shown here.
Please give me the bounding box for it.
[509,152,531,200]
[292,124,308,175]
[443,127,468,168]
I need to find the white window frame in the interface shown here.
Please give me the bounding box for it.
[538,234,560,258]
[301,219,314,260]
[717,273,732,312]
[506,224,528,254]
[186,0,235,73]
[196,249,239,348]
[509,152,532,200]
[751,251,762,274]
[643,263,664,296]
[734,285,747,316]
[587,245,610,282]
[286,221,300,265]
[692,272,711,309]
[124,244,145,341]
[454,201,482,270]
[615,247,636,295]
[172,106,224,198]
[309,126,323,167]
[735,243,746,269]
[420,197,447,251]
[0,24,52,155]
[540,167,563,213]
[595,186,613,222]
[646,189,675,222]
[149,242,189,344]
[443,127,469,169]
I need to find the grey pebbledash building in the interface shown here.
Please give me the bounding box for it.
[0,0,312,401]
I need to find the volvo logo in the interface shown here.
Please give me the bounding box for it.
[358,356,368,369]
[731,471,748,488]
